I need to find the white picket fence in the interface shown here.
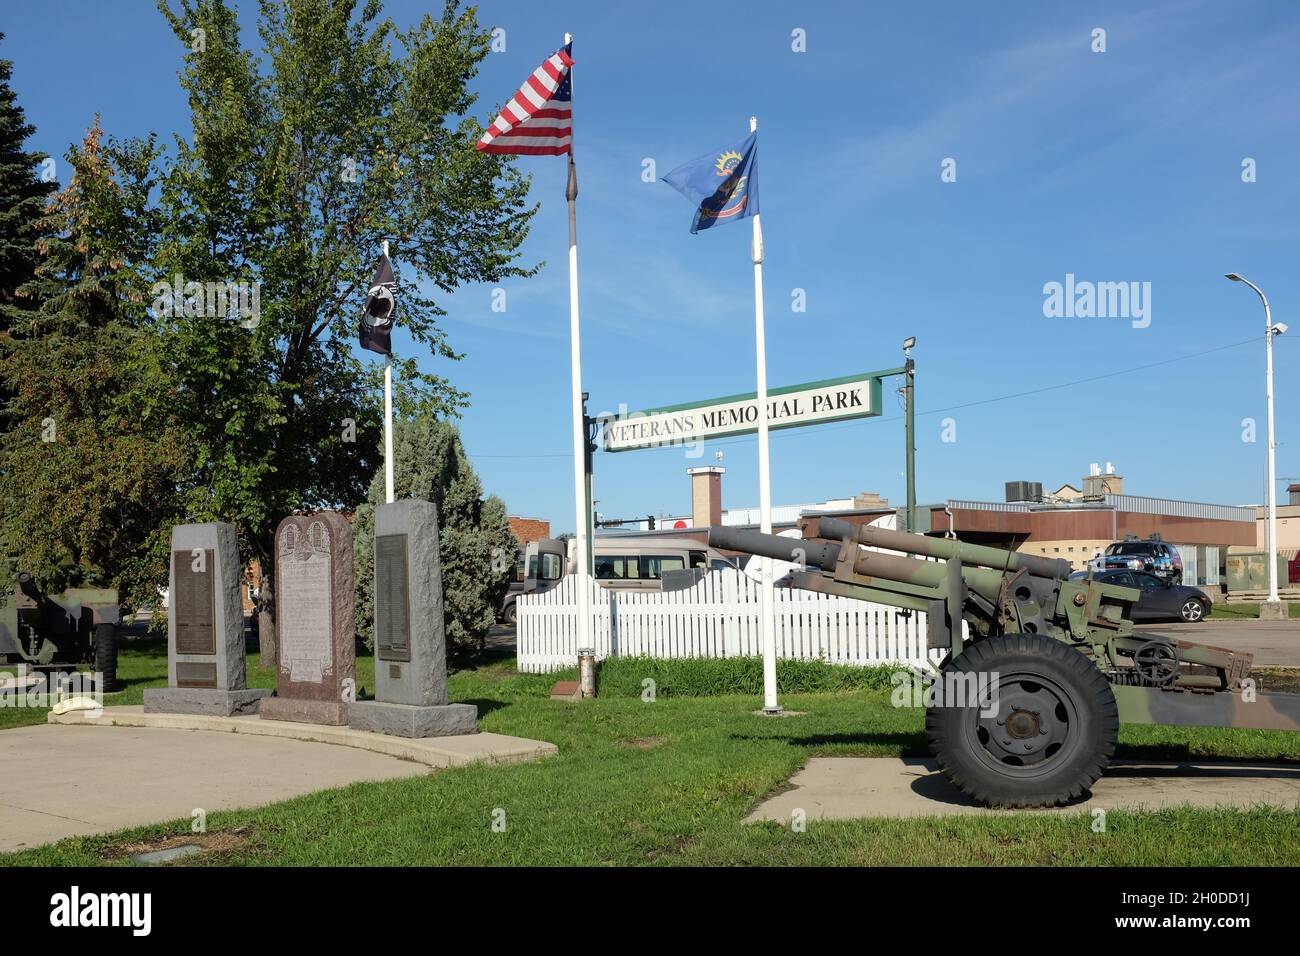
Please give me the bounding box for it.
[516,568,952,673]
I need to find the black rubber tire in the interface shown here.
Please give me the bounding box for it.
[93,623,119,693]
[1179,598,1207,622]
[925,633,1118,808]
[503,602,517,627]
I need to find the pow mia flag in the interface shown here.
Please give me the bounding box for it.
[360,252,397,355]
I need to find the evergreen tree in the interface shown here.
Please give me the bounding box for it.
[0,34,59,435]
[354,415,519,654]
[0,120,188,607]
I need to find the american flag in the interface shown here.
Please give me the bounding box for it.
[476,46,573,156]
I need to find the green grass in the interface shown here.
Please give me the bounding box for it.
[4,645,1300,866]
[1210,601,1300,619]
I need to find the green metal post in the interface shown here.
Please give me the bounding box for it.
[582,393,596,576]
[905,355,916,533]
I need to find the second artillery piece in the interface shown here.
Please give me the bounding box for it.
[710,518,1300,807]
[0,572,121,692]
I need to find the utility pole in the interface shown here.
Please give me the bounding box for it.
[582,392,598,576]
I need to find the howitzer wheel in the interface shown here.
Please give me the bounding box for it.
[925,633,1119,808]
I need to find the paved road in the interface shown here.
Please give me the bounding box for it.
[484,623,516,653]
[0,724,427,853]
[1137,618,1300,667]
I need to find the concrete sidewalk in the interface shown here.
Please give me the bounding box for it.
[0,710,556,853]
[746,757,1300,822]
[47,705,556,768]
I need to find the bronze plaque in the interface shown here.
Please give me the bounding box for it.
[375,534,410,662]
[176,661,218,688]
[173,549,216,655]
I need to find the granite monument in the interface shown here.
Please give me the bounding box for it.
[259,511,355,726]
[348,499,477,737]
[143,522,270,716]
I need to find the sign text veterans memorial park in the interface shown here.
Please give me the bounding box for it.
[601,371,886,453]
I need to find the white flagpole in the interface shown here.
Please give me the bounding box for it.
[749,115,779,714]
[565,32,594,655]
[383,239,395,504]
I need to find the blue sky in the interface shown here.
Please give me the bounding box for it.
[6,0,1299,532]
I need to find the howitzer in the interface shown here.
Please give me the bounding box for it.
[710,519,1300,808]
[0,571,121,691]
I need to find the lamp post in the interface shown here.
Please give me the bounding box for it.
[1226,273,1288,618]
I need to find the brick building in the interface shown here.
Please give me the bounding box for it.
[509,516,551,544]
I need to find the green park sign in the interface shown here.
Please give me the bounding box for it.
[601,370,892,453]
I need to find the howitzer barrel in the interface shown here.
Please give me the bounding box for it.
[16,572,44,603]
[817,518,1071,580]
[708,526,841,571]
[709,525,1010,605]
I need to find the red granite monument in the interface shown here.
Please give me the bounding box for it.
[259,511,355,726]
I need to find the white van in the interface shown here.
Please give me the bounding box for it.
[499,535,737,621]
[589,534,736,593]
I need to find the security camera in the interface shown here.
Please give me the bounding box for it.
[1273,322,1289,336]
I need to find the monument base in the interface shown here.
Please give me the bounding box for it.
[143,687,270,717]
[348,700,478,738]
[259,696,349,726]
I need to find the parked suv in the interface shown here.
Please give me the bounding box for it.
[1089,537,1183,584]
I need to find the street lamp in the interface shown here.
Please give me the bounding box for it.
[1226,273,1286,617]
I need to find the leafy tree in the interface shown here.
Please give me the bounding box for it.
[0,120,189,607]
[0,34,58,440]
[354,415,518,654]
[153,0,537,659]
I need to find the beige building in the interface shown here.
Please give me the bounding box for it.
[1252,484,1300,551]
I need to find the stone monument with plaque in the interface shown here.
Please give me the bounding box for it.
[259,511,355,726]
[143,522,270,716]
[348,499,477,737]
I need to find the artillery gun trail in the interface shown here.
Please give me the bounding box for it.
[711,518,1300,808]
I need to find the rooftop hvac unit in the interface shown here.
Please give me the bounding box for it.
[1005,481,1043,503]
